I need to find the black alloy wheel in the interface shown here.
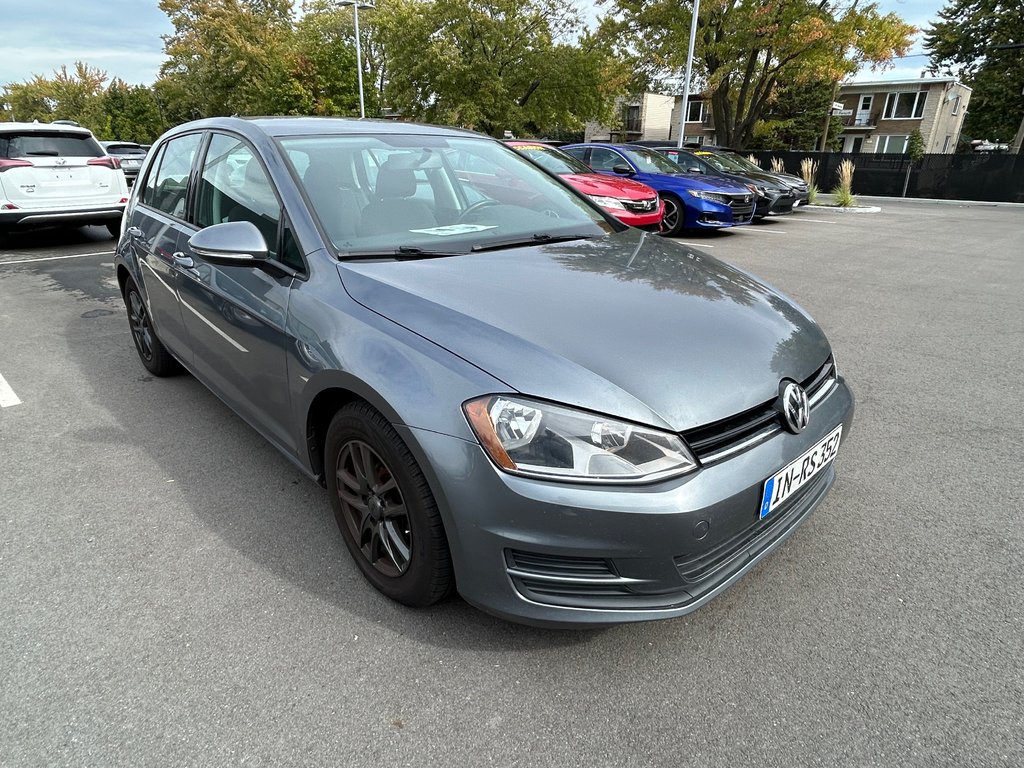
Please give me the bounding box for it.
[660,193,685,236]
[325,402,453,607]
[123,279,181,377]
[336,439,413,578]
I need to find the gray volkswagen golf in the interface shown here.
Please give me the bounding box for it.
[114,117,853,627]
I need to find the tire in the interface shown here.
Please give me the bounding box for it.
[659,193,686,237]
[106,221,121,239]
[325,401,454,607]
[123,278,182,377]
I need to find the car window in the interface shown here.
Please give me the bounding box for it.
[139,144,167,208]
[281,135,615,254]
[145,133,202,219]
[196,133,285,264]
[513,145,593,176]
[0,131,103,159]
[587,148,626,172]
[620,148,683,174]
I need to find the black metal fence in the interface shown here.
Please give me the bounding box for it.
[749,151,1024,203]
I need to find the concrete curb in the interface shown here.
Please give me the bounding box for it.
[802,203,882,213]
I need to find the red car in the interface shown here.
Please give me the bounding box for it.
[507,141,664,230]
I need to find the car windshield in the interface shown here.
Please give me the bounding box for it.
[513,144,594,176]
[692,151,736,173]
[281,135,616,255]
[719,152,765,173]
[620,147,684,175]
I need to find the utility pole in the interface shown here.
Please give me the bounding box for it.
[675,0,701,149]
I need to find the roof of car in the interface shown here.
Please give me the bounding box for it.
[0,121,94,135]
[165,116,488,140]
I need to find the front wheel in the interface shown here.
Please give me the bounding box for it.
[659,193,686,236]
[325,401,454,607]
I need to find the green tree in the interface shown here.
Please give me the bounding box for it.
[292,1,362,115]
[926,0,1024,143]
[749,79,844,151]
[103,79,167,142]
[599,0,915,148]
[3,62,110,134]
[158,0,303,117]
[375,0,623,136]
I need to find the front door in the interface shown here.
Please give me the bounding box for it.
[174,132,297,452]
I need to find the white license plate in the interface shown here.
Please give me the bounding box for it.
[121,159,140,168]
[759,424,842,519]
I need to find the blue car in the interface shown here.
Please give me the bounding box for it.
[562,143,755,236]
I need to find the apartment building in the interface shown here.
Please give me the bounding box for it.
[834,76,972,154]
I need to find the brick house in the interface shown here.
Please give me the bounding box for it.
[834,76,972,154]
[585,76,972,154]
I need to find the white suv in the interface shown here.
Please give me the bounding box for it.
[0,122,129,237]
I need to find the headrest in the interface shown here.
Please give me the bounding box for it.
[375,160,417,199]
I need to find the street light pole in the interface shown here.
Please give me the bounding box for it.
[338,0,375,119]
[675,0,701,149]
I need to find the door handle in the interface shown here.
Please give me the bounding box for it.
[126,226,143,238]
[172,252,195,269]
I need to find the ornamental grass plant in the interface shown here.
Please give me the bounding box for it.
[832,158,856,207]
[800,157,819,204]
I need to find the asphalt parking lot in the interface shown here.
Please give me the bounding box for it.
[1,201,1022,766]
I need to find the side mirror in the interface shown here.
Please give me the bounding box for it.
[686,167,703,174]
[188,221,269,264]
[611,163,634,175]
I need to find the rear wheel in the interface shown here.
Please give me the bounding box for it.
[325,401,453,607]
[659,193,686,236]
[123,278,181,377]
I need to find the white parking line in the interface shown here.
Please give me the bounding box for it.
[734,228,787,234]
[677,242,715,248]
[0,373,22,407]
[0,250,114,266]
[791,218,838,224]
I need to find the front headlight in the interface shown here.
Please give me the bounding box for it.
[687,189,729,203]
[464,395,699,483]
[589,194,628,211]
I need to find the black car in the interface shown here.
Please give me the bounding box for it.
[687,144,810,205]
[101,141,148,185]
[658,147,796,219]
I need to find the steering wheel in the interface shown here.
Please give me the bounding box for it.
[457,199,502,222]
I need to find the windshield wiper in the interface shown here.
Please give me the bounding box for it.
[338,245,466,261]
[470,233,594,253]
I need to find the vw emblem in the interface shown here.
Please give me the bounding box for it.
[781,381,810,434]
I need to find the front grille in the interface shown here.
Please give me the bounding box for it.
[728,193,755,220]
[623,197,658,213]
[683,356,836,464]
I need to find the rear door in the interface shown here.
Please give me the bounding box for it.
[129,132,204,362]
[0,129,126,209]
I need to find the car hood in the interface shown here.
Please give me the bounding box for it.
[636,172,751,195]
[560,173,658,201]
[338,230,830,432]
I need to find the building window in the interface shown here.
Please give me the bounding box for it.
[950,95,961,115]
[686,101,704,123]
[876,135,910,154]
[942,135,952,152]
[882,91,927,119]
[624,105,641,133]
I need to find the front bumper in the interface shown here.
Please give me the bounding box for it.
[408,376,854,627]
[685,198,752,229]
[613,201,665,229]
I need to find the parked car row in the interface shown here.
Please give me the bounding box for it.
[110,116,853,627]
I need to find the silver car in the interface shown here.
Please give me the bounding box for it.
[114,117,854,626]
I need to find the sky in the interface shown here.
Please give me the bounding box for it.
[0,0,946,92]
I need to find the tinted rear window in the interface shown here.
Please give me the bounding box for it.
[0,132,103,159]
[105,144,147,155]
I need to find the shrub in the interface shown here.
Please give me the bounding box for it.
[832,159,857,207]
[800,157,819,204]
[746,154,760,168]
[770,157,785,174]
